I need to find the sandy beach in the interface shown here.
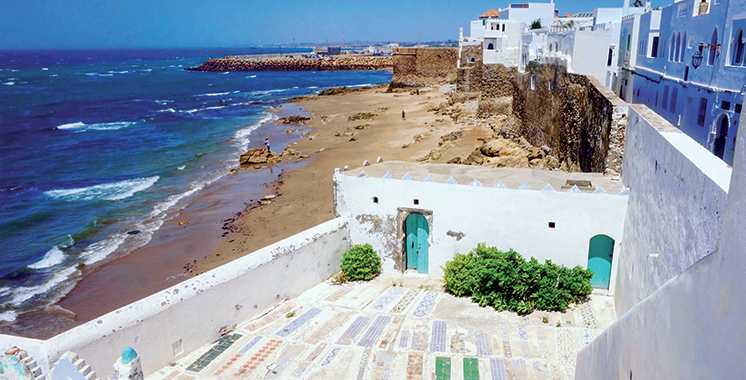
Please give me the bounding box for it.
[50,83,493,334]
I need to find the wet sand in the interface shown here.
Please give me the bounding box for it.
[43,84,491,336]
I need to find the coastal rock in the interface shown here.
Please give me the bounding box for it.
[186,56,392,72]
[278,115,310,124]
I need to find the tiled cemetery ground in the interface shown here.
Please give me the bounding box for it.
[148,276,615,380]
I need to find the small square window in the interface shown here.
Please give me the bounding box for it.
[736,104,742,114]
[722,101,731,110]
[413,199,419,205]
[373,196,379,204]
[548,222,556,228]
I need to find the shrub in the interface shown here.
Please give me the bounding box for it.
[340,244,382,282]
[442,243,594,315]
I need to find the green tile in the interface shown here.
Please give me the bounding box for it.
[435,357,451,380]
[463,358,479,380]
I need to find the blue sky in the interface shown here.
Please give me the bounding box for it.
[0,0,660,49]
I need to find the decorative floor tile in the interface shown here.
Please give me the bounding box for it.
[264,345,304,379]
[400,330,410,349]
[186,333,241,373]
[509,358,528,379]
[358,315,390,347]
[476,333,492,356]
[518,326,531,357]
[325,286,351,302]
[411,323,429,351]
[463,357,480,380]
[489,358,510,380]
[292,343,327,377]
[371,287,405,310]
[215,336,263,374]
[578,303,600,329]
[412,291,439,318]
[275,307,321,338]
[579,328,593,347]
[557,329,574,365]
[337,315,371,345]
[306,312,350,344]
[391,289,420,313]
[233,339,282,376]
[501,326,512,359]
[372,352,394,380]
[243,303,295,332]
[435,357,451,380]
[320,348,341,367]
[356,347,372,380]
[406,353,423,380]
[430,321,447,352]
[450,332,466,354]
[536,329,550,360]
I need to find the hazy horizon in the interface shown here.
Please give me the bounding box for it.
[1,0,658,50]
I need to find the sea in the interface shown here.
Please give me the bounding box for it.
[0,48,392,324]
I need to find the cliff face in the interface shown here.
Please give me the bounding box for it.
[187,56,392,72]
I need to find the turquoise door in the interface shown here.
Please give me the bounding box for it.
[587,235,614,289]
[405,213,429,274]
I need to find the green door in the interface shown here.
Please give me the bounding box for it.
[405,213,429,274]
[587,235,614,289]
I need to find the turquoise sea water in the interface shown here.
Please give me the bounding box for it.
[0,48,392,322]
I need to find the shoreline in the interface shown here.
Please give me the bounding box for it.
[10,81,492,338]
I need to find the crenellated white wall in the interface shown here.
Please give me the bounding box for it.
[0,218,349,378]
[576,97,746,380]
[614,104,731,315]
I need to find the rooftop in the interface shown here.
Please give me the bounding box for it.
[147,275,615,380]
[479,10,501,18]
[343,161,627,194]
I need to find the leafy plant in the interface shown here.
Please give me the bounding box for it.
[442,243,594,316]
[530,18,543,29]
[285,311,295,318]
[340,243,382,282]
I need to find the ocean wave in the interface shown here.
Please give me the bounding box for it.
[248,88,288,97]
[155,99,172,105]
[45,176,159,202]
[56,121,137,132]
[177,165,185,170]
[28,246,65,269]
[246,75,257,78]
[234,113,274,151]
[157,108,176,113]
[183,106,226,114]
[10,267,76,306]
[41,68,49,71]
[107,70,129,74]
[80,233,128,265]
[0,311,17,323]
[3,82,14,86]
[349,83,375,88]
[195,91,230,97]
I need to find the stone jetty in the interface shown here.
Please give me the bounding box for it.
[187,55,392,72]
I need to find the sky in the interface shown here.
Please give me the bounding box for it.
[0,0,661,49]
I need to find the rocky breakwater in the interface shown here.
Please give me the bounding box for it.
[187,56,393,72]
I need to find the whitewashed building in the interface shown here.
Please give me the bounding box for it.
[622,0,746,164]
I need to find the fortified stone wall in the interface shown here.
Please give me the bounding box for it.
[512,62,627,174]
[390,47,458,88]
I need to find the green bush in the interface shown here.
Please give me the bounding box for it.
[442,243,593,315]
[340,244,382,282]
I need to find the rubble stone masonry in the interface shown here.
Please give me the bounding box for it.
[390,47,458,88]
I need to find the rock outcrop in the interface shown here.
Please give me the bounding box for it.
[239,147,307,168]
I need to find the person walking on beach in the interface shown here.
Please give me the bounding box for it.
[402,110,406,120]
[264,138,271,153]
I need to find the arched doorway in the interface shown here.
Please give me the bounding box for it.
[404,213,429,274]
[714,115,729,159]
[587,235,614,289]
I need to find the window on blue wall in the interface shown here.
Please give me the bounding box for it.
[708,29,718,65]
[681,32,687,62]
[662,86,669,109]
[627,34,631,51]
[675,33,681,62]
[698,98,708,126]
[671,88,679,113]
[730,26,746,66]
[651,36,659,57]
[670,33,676,61]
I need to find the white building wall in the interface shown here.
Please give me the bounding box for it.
[576,98,746,380]
[334,171,627,293]
[0,219,350,378]
[614,104,731,315]
[499,3,555,28]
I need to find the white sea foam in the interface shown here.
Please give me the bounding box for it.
[177,165,185,170]
[45,176,159,202]
[3,82,14,86]
[0,311,17,322]
[157,108,176,113]
[234,113,274,151]
[183,106,226,114]
[10,267,76,306]
[41,68,49,71]
[56,121,136,132]
[155,99,172,105]
[249,88,288,97]
[195,92,230,97]
[246,75,257,78]
[28,246,65,269]
[80,234,128,265]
